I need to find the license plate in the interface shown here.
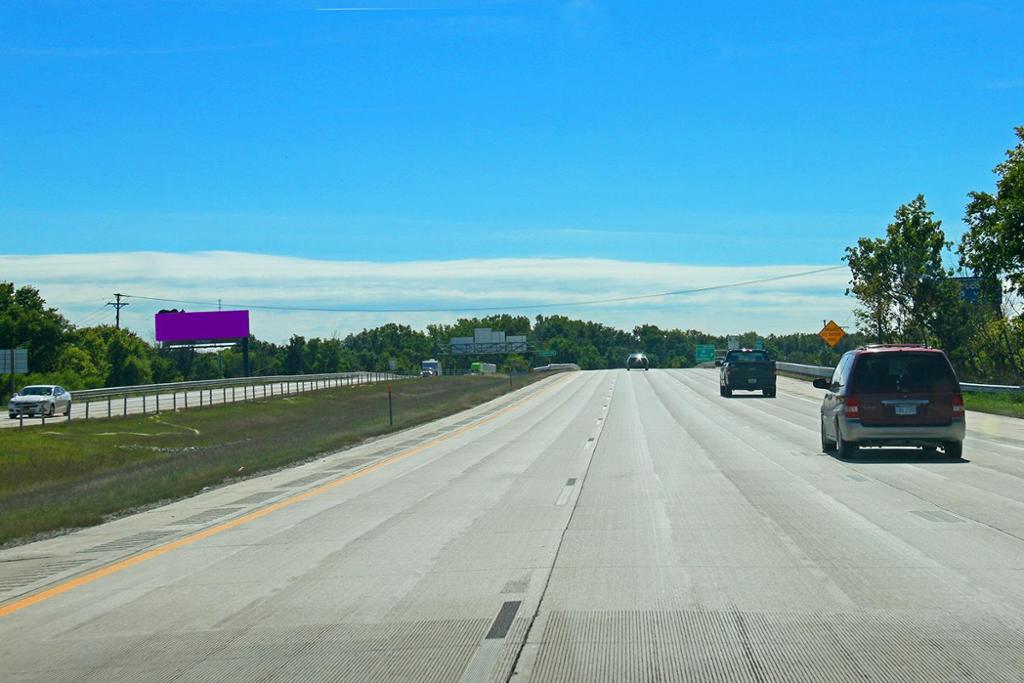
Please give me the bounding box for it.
[895,405,917,416]
[747,378,757,384]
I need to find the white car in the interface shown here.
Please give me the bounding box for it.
[8,385,72,418]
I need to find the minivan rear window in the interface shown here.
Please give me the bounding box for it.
[852,353,958,393]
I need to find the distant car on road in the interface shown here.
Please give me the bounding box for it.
[626,353,650,371]
[814,344,965,459]
[421,359,443,376]
[717,349,776,397]
[8,385,72,418]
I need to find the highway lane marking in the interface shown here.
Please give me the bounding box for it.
[0,374,574,619]
[555,478,578,506]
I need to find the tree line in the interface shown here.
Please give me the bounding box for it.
[845,125,1024,384]
[1,286,866,401]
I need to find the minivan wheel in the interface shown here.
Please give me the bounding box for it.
[943,441,963,459]
[723,386,732,398]
[821,417,836,452]
[835,421,858,459]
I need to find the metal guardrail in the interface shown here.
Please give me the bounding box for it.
[775,362,1022,394]
[54,371,407,422]
[956,382,1024,394]
[775,362,832,379]
[533,363,581,372]
[69,371,394,400]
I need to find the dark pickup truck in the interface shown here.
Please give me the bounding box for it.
[716,349,777,397]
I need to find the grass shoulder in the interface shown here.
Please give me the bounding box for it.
[964,392,1024,419]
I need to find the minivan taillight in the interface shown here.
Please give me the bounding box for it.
[952,394,964,418]
[843,397,860,419]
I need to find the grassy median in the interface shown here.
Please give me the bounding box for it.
[0,373,551,546]
[965,392,1024,419]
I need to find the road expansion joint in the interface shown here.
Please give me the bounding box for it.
[842,463,1024,549]
[667,369,820,436]
[503,371,616,682]
[643,373,864,607]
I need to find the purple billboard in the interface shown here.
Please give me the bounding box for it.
[155,310,250,343]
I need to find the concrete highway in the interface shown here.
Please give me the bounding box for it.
[2,369,1024,681]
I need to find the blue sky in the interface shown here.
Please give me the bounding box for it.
[2,1,1022,339]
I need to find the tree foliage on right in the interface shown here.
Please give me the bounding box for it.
[844,125,1024,383]
[960,126,1024,299]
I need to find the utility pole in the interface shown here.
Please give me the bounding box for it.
[107,293,129,329]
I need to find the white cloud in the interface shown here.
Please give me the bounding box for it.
[1,251,854,342]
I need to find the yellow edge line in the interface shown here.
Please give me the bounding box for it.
[0,374,572,618]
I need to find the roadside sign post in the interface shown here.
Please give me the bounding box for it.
[818,320,846,349]
[387,383,393,426]
[2,348,29,399]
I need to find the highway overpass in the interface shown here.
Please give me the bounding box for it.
[2,369,1024,681]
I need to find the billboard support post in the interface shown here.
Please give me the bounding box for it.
[243,337,250,377]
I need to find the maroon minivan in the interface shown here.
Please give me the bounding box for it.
[814,345,965,459]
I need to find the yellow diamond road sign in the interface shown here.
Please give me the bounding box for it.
[819,320,846,348]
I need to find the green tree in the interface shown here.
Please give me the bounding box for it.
[845,195,955,344]
[284,335,306,374]
[104,328,153,386]
[151,354,185,384]
[53,345,105,388]
[960,126,1024,299]
[0,282,70,373]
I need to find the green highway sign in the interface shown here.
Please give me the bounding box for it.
[754,338,765,350]
[695,345,716,363]
[537,349,557,358]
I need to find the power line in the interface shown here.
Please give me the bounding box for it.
[122,264,847,314]
[72,304,113,328]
